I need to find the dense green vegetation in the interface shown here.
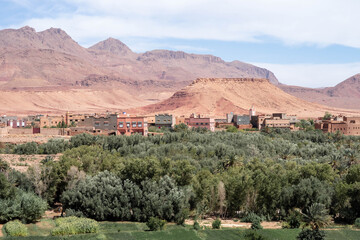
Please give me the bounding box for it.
[1,128,360,239]
[3,220,28,237]
[51,217,99,236]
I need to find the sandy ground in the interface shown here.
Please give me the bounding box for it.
[0,154,61,172]
[185,218,282,229]
[0,134,70,144]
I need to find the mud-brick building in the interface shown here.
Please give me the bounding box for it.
[185,114,215,132]
[315,116,360,135]
[117,115,148,136]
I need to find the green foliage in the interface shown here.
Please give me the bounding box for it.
[146,217,166,231]
[242,212,264,223]
[0,190,47,223]
[226,126,238,132]
[354,218,360,228]
[244,230,268,240]
[51,217,99,236]
[3,220,28,237]
[302,203,331,230]
[284,210,302,229]
[297,228,325,240]
[62,171,188,222]
[251,219,263,230]
[13,142,38,155]
[0,172,16,199]
[193,221,201,230]
[323,112,332,120]
[212,218,221,229]
[173,123,188,132]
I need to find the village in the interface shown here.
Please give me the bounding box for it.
[1,107,360,139]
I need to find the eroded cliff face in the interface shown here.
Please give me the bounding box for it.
[190,77,268,85]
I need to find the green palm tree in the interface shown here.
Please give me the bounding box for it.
[301,203,331,230]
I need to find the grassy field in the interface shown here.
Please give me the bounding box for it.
[1,220,359,239]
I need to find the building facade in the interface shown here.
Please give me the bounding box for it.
[79,114,118,132]
[315,116,360,135]
[185,114,215,132]
[155,114,175,128]
[39,116,64,128]
[117,115,148,136]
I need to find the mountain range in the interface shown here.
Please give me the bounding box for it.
[0,26,359,116]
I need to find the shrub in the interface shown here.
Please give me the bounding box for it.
[146,217,166,231]
[51,217,99,236]
[284,210,302,229]
[3,220,28,237]
[244,230,267,240]
[297,229,325,240]
[251,219,263,230]
[354,218,360,228]
[0,191,47,223]
[212,218,221,229]
[242,212,263,223]
[193,221,201,230]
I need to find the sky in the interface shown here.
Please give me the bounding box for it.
[1,0,360,88]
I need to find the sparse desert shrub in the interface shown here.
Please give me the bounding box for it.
[146,217,166,231]
[3,220,28,237]
[51,217,99,236]
[212,218,221,229]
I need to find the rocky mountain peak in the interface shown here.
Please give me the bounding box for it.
[89,37,134,56]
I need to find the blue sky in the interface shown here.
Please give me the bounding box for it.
[1,0,360,88]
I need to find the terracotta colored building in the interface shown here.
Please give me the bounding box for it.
[185,114,215,132]
[251,113,297,130]
[315,116,360,135]
[117,115,148,136]
[176,116,186,125]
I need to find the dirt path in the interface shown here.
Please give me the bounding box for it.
[0,224,3,237]
[185,219,282,229]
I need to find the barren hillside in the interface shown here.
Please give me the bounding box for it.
[280,74,360,110]
[137,78,360,118]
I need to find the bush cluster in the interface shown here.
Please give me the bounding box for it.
[354,218,360,228]
[51,217,99,236]
[212,218,221,229]
[0,189,47,223]
[61,172,188,222]
[3,220,28,237]
[146,217,166,231]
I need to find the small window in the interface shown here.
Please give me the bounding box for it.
[138,122,142,127]
[126,122,130,128]
[119,122,124,128]
[196,123,199,125]
[132,122,137,127]
[104,121,109,126]
[95,122,100,126]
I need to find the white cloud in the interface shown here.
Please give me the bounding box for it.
[253,62,360,88]
[16,0,360,48]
